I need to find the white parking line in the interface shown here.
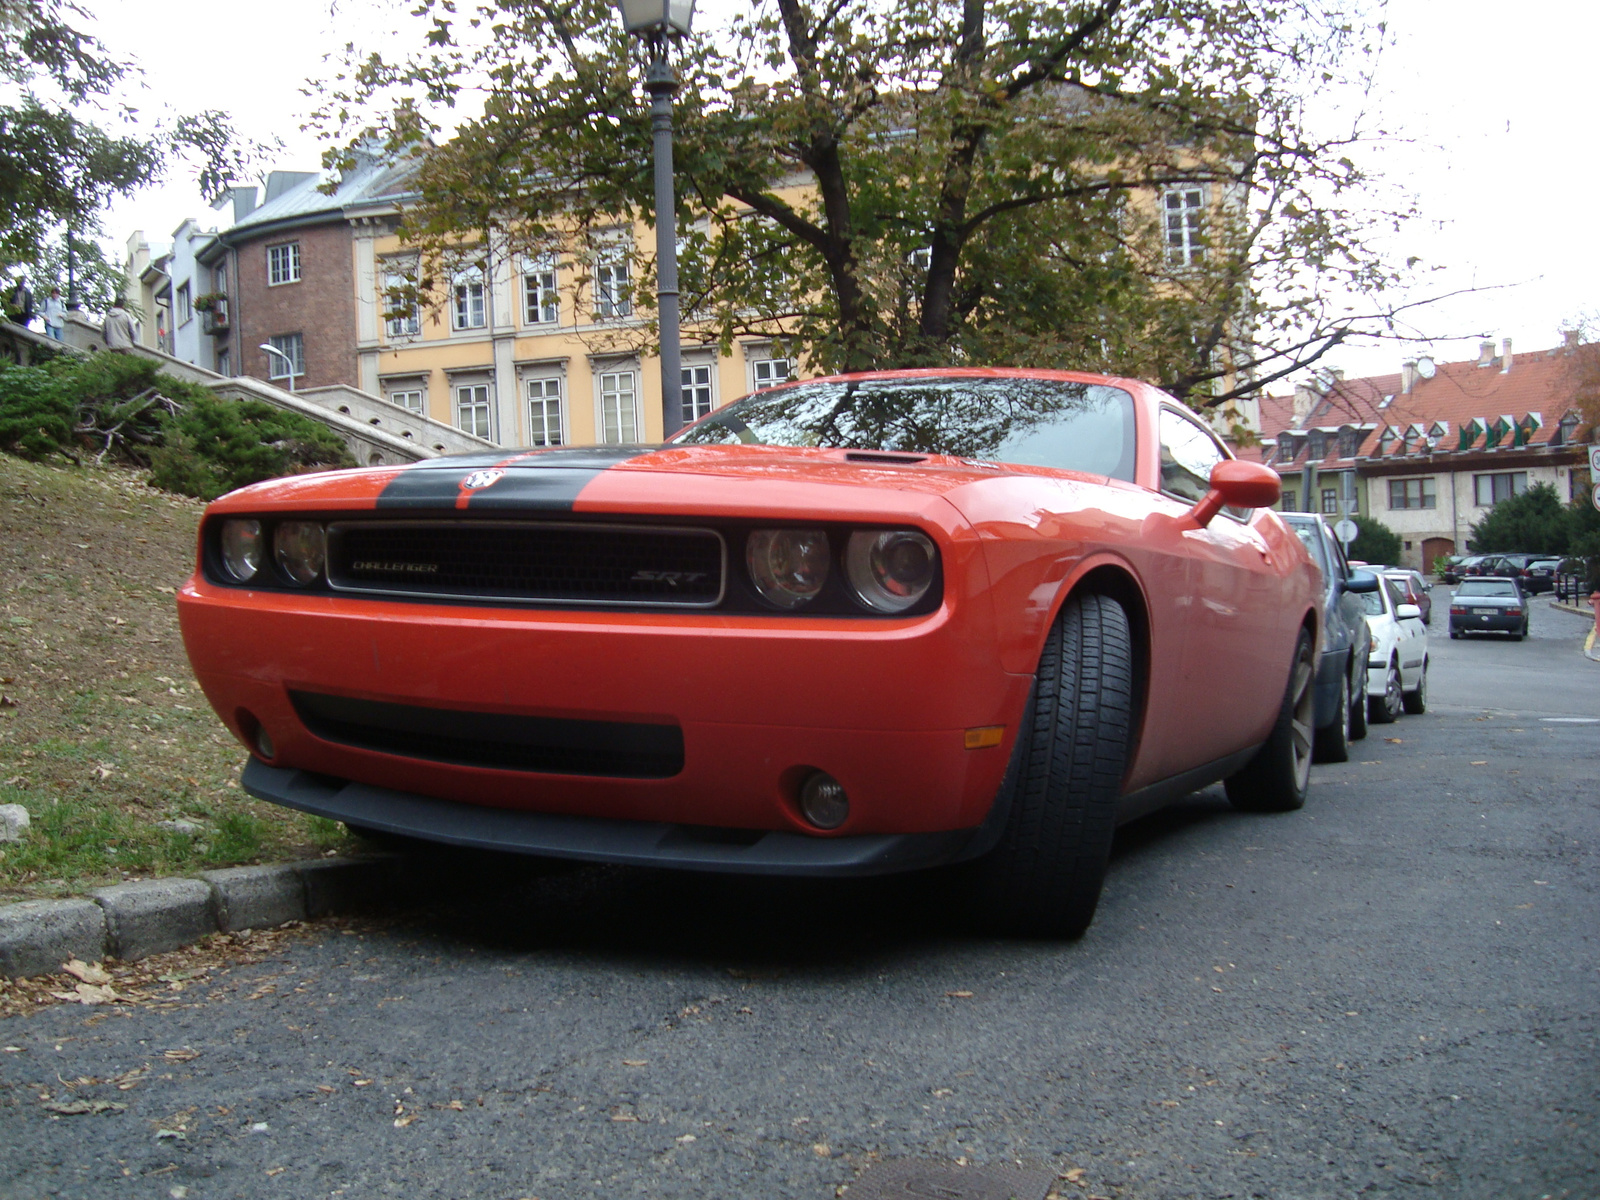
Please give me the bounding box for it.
[1539,717,1600,724]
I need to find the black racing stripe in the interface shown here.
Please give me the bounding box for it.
[374,446,662,511]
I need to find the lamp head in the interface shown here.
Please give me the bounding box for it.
[617,0,693,36]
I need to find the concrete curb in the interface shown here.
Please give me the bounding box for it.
[0,854,405,981]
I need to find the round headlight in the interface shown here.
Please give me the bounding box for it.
[845,530,937,613]
[746,529,830,609]
[220,519,263,582]
[273,521,326,586]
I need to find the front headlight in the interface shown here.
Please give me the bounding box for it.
[273,521,326,586]
[220,519,263,582]
[746,529,830,609]
[845,530,937,613]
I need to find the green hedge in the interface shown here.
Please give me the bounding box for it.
[0,352,354,498]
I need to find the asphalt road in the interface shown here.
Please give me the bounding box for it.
[3,594,1596,1200]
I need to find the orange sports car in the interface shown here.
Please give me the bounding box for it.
[178,369,1320,937]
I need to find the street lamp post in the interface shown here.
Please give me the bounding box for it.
[258,343,297,394]
[615,0,694,439]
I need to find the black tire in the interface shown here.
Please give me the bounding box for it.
[1402,657,1428,715]
[1449,629,1462,640]
[1348,662,1369,742]
[1313,673,1352,764]
[1225,628,1314,813]
[1369,661,1403,724]
[968,592,1134,939]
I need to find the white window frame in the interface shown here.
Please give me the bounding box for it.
[454,381,493,439]
[265,333,304,380]
[1163,187,1205,267]
[1387,477,1437,510]
[452,268,487,330]
[267,242,301,286]
[525,375,565,447]
[215,347,231,378]
[594,256,632,320]
[750,355,794,391]
[176,282,192,326]
[383,265,421,339]
[384,383,426,414]
[524,258,560,326]
[680,358,715,425]
[597,368,640,443]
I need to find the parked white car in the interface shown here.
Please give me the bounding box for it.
[1360,575,1428,722]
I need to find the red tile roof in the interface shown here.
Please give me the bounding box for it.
[1256,341,1590,472]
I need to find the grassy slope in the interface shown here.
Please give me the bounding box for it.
[0,455,350,900]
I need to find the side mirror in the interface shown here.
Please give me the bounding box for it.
[1189,460,1281,528]
[1396,603,1422,620]
[1343,570,1380,594]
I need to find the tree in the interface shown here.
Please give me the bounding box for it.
[0,1,254,284]
[1347,514,1400,567]
[1467,483,1568,555]
[317,0,1418,407]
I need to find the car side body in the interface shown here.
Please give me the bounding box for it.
[177,369,1321,936]
[1360,575,1429,721]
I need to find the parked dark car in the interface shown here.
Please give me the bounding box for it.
[1524,557,1562,595]
[1383,568,1433,624]
[1282,513,1378,763]
[1441,554,1490,584]
[1449,576,1530,640]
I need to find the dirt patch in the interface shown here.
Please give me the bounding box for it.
[0,456,352,900]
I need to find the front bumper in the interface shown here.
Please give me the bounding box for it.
[245,760,1003,876]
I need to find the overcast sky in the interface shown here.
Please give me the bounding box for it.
[93,0,1598,384]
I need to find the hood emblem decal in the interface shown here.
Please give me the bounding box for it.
[461,469,505,490]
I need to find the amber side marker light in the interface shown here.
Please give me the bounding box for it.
[964,726,1005,750]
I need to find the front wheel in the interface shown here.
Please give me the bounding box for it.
[1370,662,1403,724]
[967,592,1134,939]
[1313,673,1352,764]
[1225,629,1314,813]
[1402,657,1428,714]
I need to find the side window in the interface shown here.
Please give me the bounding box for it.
[1158,406,1226,505]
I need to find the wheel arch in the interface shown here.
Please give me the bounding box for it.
[1045,562,1152,770]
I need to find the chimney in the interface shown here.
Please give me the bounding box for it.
[1400,359,1418,394]
[1478,340,1496,368]
[1564,329,1581,350]
[1501,338,1513,373]
[1292,381,1317,425]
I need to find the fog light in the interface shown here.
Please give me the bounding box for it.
[254,725,276,760]
[798,771,849,830]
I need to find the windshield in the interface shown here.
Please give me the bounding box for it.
[673,376,1137,481]
[1283,518,1331,577]
[1459,580,1518,597]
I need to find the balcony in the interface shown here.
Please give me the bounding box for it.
[198,296,229,335]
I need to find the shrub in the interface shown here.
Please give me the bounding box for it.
[1467,483,1568,554]
[1347,514,1401,566]
[0,351,354,498]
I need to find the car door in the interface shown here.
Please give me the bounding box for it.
[1388,576,1427,689]
[1156,406,1286,757]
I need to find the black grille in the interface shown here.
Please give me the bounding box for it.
[326,520,724,607]
[291,691,684,778]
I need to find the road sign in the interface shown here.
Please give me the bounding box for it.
[1592,482,1600,514]
[1334,519,1358,544]
[1590,445,1600,476]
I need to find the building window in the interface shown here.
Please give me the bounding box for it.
[1387,477,1436,510]
[267,242,301,286]
[1280,489,1297,512]
[1338,428,1361,457]
[1553,412,1581,446]
[264,333,304,381]
[526,377,564,446]
[751,357,793,390]
[453,269,486,330]
[681,362,714,425]
[1320,488,1339,514]
[1163,187,1204,267]
[598,370,639,442]
[1474,471,1527,507]
[212,262,227,293]
[383,269,420,338]
[1306,431,1327,461]
[216,348,230,378]
[595,258,631,320]
[386,388,424,414]
[176,283,192,325]
[524,260,559,325]
[455,383,492,438]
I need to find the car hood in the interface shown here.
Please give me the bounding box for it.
[208,443,1122,523]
